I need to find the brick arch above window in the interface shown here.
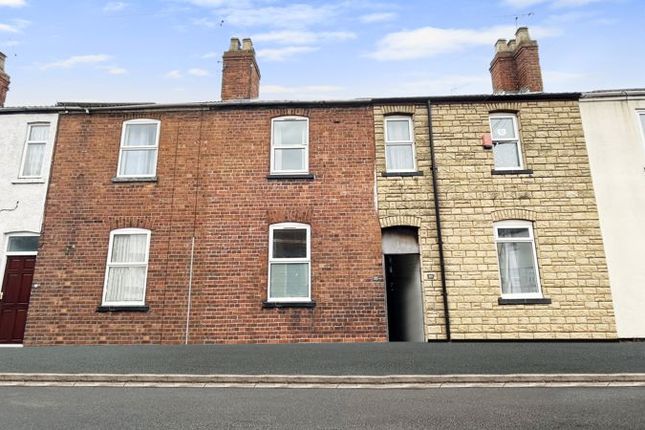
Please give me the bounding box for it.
[268,108,311,119]
[266,208,314,225]
[490,208,536,223]
[379,215,422,229]
[108,216,156,231]
[381,105,416,115]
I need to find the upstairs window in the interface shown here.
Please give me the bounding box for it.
[268,223,311,302]
[494,220,542,298]
[271,117,309,175]
[384,116,416,172]
[19,123,50,179]
[489,113,523,170]
[639,111,645,143]
[117,119,160,178]
[102,228,151,306]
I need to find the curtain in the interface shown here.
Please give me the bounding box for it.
[490,118,516,140]
[22,143,45,176]
[274,148,305,171]
[498,242,538,295]
[270,263,309,299]
[274,120,306,147]
[106,234,148,303]
[386,144,414,171]
[29,124,50,141]
[120,149,156,176]
[493,142,520,168]
[387,120,411,141]
[124,123,157,147]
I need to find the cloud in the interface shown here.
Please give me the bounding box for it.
[188,68,210,76]
[201,51,218,59]
[252,30,356,45]
[359,12,397,23]
[192,17,221,28]
[0,19,29,33]
[261,84,344,99]
[103,2,129,12]
[386,75,491,96]
[367,25,559,61]
[165,70,183,79]
[503,0,604,8]
[41,54,112,69]
[0,0,26,7]
[101,66,127,75]
[216,4,337,29]
[256,46,318,61]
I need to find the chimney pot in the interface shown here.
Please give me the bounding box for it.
[507,39,517,51]
[515,27,531,45]
[489,27,543,94]
[495,39,509,53]
[229,38,241,51]
[242,38,254,51]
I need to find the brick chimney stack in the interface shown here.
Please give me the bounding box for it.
[490,27,543,94]
[0,51,10,107]
[221,37,260,101]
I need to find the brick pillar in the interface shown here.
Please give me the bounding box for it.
[489,27,543,94]
[0,52,10,107]
[221,38,260,101]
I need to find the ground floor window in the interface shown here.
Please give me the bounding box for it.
[102,228,150,306]
[494,220,542,298]
[268,223,311,302]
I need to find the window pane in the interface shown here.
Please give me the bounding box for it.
[490,117,517,140]
[119,149,156,176]
[111,234,147,263]
[493,141,520,169]
[124,123,158,147]
[105,266,146,302]
[270,263,309,298]
[640,113,645,135]
[497,242,539,295]
[8,236,39,252]
[386,144,415,171]
[274,120,307,147]
[274,148,305,171]
[386,119,411,141]
[273,229,307,258]
[29,124,50,141]
[22,142,45,177]
[497,228,530,238]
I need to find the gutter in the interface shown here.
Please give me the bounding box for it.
[427,100,451,341]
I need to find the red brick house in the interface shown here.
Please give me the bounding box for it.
[24,39,386,344]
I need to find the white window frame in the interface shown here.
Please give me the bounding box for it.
[489,113,524,170]
[384,115,417,173]
[101,228,151,307]
[18,122,50,179]
[493,220,543,299]
[116,119,161,179]
[267,222,311,302]
[270,116,309,175]
[637,110,645,151]
[5,232,39,257]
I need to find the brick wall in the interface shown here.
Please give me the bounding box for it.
[375,99,616,340]
[24,105,387,345]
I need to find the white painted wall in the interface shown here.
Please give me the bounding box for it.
[580,93,645,338]
[0,113,58,281]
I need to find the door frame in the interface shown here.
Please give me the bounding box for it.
[0,232,39,346]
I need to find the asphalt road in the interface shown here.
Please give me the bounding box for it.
[1,342,645,375]
[1,387,644,429]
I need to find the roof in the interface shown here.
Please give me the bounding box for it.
[580,89,645,101]
[0,91,583,115]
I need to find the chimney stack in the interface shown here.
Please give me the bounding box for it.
[490,27,543,94]
[0,52,10,107]
[221,37,260,101]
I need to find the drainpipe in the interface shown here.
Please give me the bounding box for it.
[427,100,451,341]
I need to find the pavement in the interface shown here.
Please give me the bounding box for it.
[1,342,644,387]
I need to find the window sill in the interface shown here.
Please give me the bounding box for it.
[11,179,45,184]
[267,174,315,180]
[382,171,424,178]
[262,301,316,309]
[97,305,150,312]
[491,169,534,176]
[498,297,551,305]
[112,176,158,183]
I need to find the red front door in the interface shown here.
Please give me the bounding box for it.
[0,256,36,344]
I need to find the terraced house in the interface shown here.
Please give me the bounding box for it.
[14,28,617,345]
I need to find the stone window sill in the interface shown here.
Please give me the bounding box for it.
[491,169,534,176]
[267,174,315,180]
[12,179,45,184]
[382,171,424,178]
[498,297,551,305]
[97,305,150,312]
[262,301,316,309]
[112,176,158,184]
